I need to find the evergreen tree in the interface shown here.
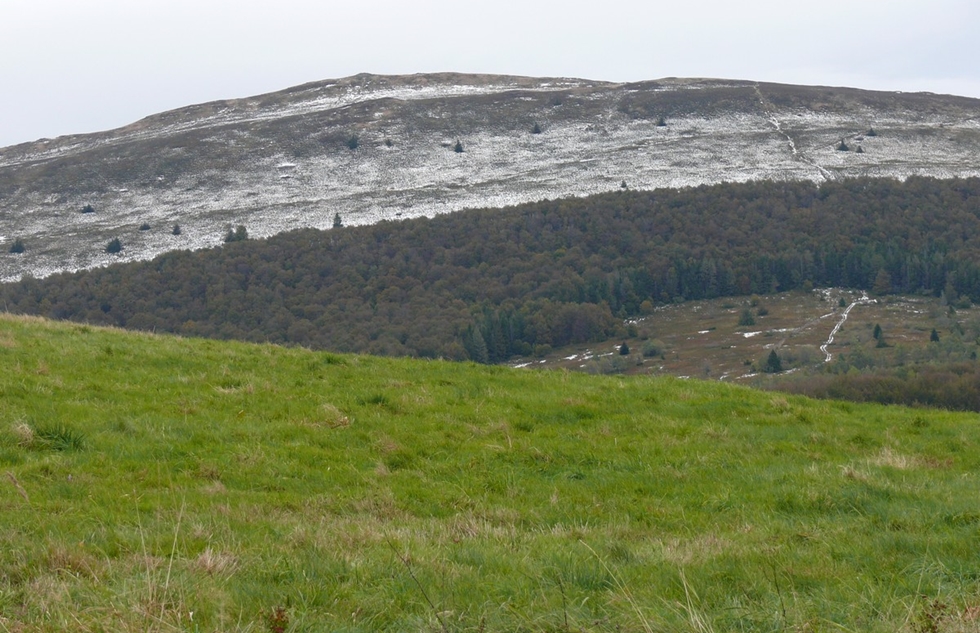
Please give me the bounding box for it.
[347,135,359,151]
[764,349,783,373]
[463,325,489,363]
[105,238,122,254]
[930,328,940,343]
[9,238,25,254]
[225,226,248,242]
[531,122,542,134]
[333,213,343,228]
[454,139,464,153]
[172,224,181,236]
[873,323,888,347]
[619,341,630,355]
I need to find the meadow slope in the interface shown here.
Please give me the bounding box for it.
[1,314,979,632]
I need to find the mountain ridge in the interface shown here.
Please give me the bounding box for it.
[2,72,979,281]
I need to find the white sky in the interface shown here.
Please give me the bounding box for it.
[2,0,978,148]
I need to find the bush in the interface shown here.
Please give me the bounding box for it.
[172,224,182,236]
[8,238,25,254]
[642,339,665,358]
[531,122,542,134]
[837,139,850,152]
[81,204,95,214]
[105,238,122,254]
[139,223,151,231]
[454,139,464,153]
[738,308,756,326]
[346,135,359,151]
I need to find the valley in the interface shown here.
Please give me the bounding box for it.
[530,289,975,383]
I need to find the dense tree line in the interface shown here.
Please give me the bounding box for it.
[3,176,980,361]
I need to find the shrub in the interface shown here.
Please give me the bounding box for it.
[139,223,151,231]
[837,139,850,152]
[105,238,122,254]
[656,116,667,127]
[531,122,542,134]
[9,238,25,254]
[642,339,665,357]
[346,135,359,151]
[172,224,181,235]
[81,204,95,214]
[454,139,464,153]
[738,308,756,326]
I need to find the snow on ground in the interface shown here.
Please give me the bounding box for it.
[2,75,980,281]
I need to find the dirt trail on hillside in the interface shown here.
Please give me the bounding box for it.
[820,293,873,362]
[754,84,833,181]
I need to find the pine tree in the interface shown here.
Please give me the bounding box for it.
[9,238,25,254]
[333,213,343,228]
[454,139,464,153]
[224,225,248,243]
[105,238,122,254]
[764,349,782,373]
[930,328,940,343]
[619,341,630,355]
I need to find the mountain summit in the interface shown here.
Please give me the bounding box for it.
[1,73,979,281]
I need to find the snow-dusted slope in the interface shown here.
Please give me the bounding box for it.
[1,73,978,281]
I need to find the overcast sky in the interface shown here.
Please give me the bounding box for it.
[2,0,978,148]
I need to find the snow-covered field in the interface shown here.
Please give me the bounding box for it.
[1,74,978,281]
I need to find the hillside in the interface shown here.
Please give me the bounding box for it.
[4,177,980,369]
[2,73,980,281]
[2,314,980,631]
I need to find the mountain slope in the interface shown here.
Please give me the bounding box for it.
[2,73,979,281]
[2,313,980,631]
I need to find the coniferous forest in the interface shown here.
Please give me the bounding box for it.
[3,176,980,362]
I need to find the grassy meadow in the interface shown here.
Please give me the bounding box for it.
[1,313,979,632]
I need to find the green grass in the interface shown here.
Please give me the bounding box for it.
[1,314,979,632]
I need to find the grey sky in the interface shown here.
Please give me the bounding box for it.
[2,0,978,149]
